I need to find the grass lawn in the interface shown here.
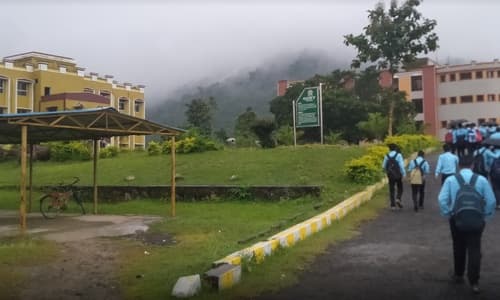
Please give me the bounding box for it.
[0,145,377,299]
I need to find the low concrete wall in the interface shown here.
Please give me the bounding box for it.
[37,185,322,202]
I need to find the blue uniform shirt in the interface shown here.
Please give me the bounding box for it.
[435,152,459,177]
[475,147,500,173]
[407,156,431,177]
[454,128,468,141]
[382,150,406,177]
[438,169,496,221]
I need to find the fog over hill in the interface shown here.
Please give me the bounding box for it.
[148,49,348,133]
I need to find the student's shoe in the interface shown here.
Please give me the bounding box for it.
[471,284,480,294]
[496,205,500,210]
[414,206,418,212]
[419,204,424,210]
[390,206,397,211]
[449,273,464,284]
[396,199,403,208]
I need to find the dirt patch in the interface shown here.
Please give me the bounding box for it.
[130,230,176,246]
[20,238,123,300]
[0,213,164,299]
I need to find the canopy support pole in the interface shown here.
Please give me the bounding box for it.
[28,144,34,213]
[171,136,176,217]
[20,126,28,231]
[93,139,99,214]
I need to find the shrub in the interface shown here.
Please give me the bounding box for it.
[147,141,162,156]
[99,146,119,159]
[49,141,91,161]
[160,132,221,154]
[344,134,439,184]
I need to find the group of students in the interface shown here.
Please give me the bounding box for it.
[445,122,499,158]
[382,141,500,294]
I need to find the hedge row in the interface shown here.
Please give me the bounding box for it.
[147,135,221,156]
[344,135,440,184]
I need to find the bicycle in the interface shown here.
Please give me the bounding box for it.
[39,177,86,219]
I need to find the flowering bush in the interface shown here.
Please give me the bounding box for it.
[344,134,439,184]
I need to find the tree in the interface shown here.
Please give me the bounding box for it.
[356,112,388,140]
[234,107,258,147]
[185,97,217,136]
[344,0,438,73]
[251,119,277,148]
[344,0,438,135]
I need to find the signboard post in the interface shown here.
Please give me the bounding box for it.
[294,86,323,144]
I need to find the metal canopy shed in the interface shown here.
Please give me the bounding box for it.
[0,107,184,230]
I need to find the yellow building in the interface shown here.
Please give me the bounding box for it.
[0,51,146,149]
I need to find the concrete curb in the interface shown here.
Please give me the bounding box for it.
[208,177,388,289]
[205,147,437,290]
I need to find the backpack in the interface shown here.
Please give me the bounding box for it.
[456,133,466,145]
[410,159,425,185]
[445,132,453,144]
[452,174,485,232]
[490,158,500,180]
[467,129,476,143]
[475,129,483,143]
[385,153,402,180]
[472,149,487,176]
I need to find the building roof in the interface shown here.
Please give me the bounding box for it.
[0,107,184,144]
[3,51,75,64]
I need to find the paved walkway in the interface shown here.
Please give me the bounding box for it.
[257,154,500,300]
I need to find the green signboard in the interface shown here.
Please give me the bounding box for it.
[296,87,319,128]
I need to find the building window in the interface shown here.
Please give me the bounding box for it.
[411,76,423,91]
[441,121,448,129]
[17,81,29,96]
[489,118,497,124]
[461,95,473,103]
[460,72,472,80]
[0,78,5,93]
[100,91,111,99]
[440,97,447,105]
[412,98,423,113]
[478,118,486,125]
[44,87,51,96]
[477,95,484,102]
[0,107,5,114]
[450,73,456,81]
[17,109,31,114]
[475,71,483,79]
[488,94,496,102]
[134,100,142,113]
[497,70,500,78]
[83,88,94,94]
[46,106,58,112]
[73,103,84,110]
[119,98,127,110]
[440,75,446,82]
[487,71,495,78]
[450,97,457,104]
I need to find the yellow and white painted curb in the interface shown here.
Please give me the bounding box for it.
[208,177,388,290]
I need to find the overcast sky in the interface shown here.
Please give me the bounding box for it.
[2,0,500,102]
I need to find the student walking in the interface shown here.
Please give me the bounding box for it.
[454,123,468,158]
[382,143,406,210]
[407,150,430,212]
[435,144,459,185]
[438,155,496,294]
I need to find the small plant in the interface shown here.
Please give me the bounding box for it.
[99,146,119,159]
[229,187,252,201]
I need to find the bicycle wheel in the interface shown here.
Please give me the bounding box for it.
[40,195,62,219]
[73,191,86,215]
